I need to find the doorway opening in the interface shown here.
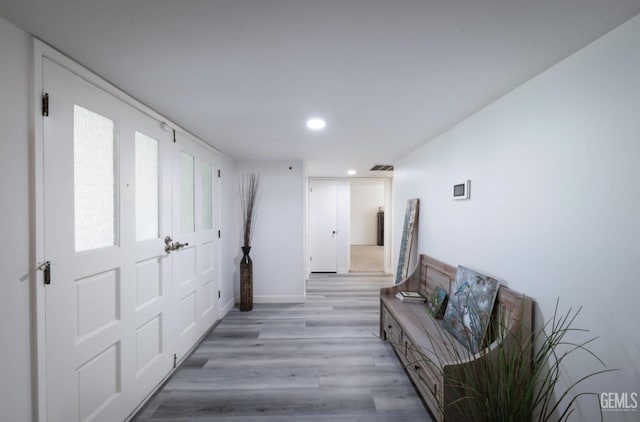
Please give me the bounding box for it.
[307,177,391,277]
[349,179,386,273]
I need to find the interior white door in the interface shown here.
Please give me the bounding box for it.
[170,134,219,361]
[42,58,174,422]
[309,179,338,272]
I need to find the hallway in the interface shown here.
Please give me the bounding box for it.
[133,274,431,421]
[350,245,385,272]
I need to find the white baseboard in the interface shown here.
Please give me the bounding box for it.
[253,295,306,304]
[337,267,349,274]
[220,298,235,317]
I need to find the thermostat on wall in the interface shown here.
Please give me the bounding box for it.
[452,180,470,200]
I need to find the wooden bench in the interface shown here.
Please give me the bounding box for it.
[380,255,532,421]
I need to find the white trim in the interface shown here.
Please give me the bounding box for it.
[220,298,235,317]
[252,295,306,304]
[32,36,47,422]
[214,160,224,321]
[383,178,393,274]
[337,267,349,274]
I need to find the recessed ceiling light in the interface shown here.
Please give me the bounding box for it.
[306,118,326,130]
[347,170,356,176]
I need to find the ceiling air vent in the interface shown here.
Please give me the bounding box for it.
[370,164,394,171]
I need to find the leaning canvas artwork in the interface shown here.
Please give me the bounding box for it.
[442,266,500,354]
[394,199,419,285]
[427,285,448,319]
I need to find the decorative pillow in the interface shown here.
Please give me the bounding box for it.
[442,266,500,354]
[427,286,448,319]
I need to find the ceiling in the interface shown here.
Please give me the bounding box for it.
[1,1,639,177]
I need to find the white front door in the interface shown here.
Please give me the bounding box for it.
[43,58,174,421]
[41,56,220,421]
[170,134,219,361]
[309,179,338,272]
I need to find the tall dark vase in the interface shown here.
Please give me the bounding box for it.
[240,246,253,312]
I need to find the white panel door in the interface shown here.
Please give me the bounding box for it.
[170,134,219,361]
[43,58,173,422]
[309,179,338,272]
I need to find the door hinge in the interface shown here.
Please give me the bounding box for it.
[218,230,221,239]
[310,256,312,261]
[218,169,221,178]
[172,129,177,143]
[173,353,177,368]
[37,260,51,284]
[42,93,49,117]
[218,290,221,299]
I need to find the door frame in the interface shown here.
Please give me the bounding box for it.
[348,178,393,273]
[32,40,222,421]
[305,177,393,280]
[308,178,340,273]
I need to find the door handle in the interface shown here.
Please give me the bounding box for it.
[165,239,189,254]
[172,241,189,250]
[165,236,173,254]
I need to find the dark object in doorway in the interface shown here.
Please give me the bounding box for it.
[377,208,384,246]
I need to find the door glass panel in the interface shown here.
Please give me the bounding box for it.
[181,152,195,233]
[135,132,159,241]
[74,105,116,251]
[202,163,212,230]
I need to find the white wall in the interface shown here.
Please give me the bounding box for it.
[394,15,640,421]
[350,180,385,245]
[303,164,310,278]
[219,154,238,315]
[336,179,350,273]
[0,16,33,422]
[235,160,306,302]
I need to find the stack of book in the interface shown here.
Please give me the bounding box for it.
[395,291,425,302]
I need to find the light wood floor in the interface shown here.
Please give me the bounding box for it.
[350,245,384,272]
[132,274,432,421]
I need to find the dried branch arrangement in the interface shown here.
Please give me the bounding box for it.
[239,173,259,248]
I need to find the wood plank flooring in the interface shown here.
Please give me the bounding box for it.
[132,274,432,421]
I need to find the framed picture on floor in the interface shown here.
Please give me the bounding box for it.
[394,198,419,285]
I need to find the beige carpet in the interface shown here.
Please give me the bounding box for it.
[350,244,384,272]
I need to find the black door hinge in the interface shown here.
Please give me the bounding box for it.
[218,169,221,178]
[218,290,221,299]
[172,129,177,143]
[173,353,177,368]
[37,261,51,284]
[218,230,221,239]
[42,93,49,117]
